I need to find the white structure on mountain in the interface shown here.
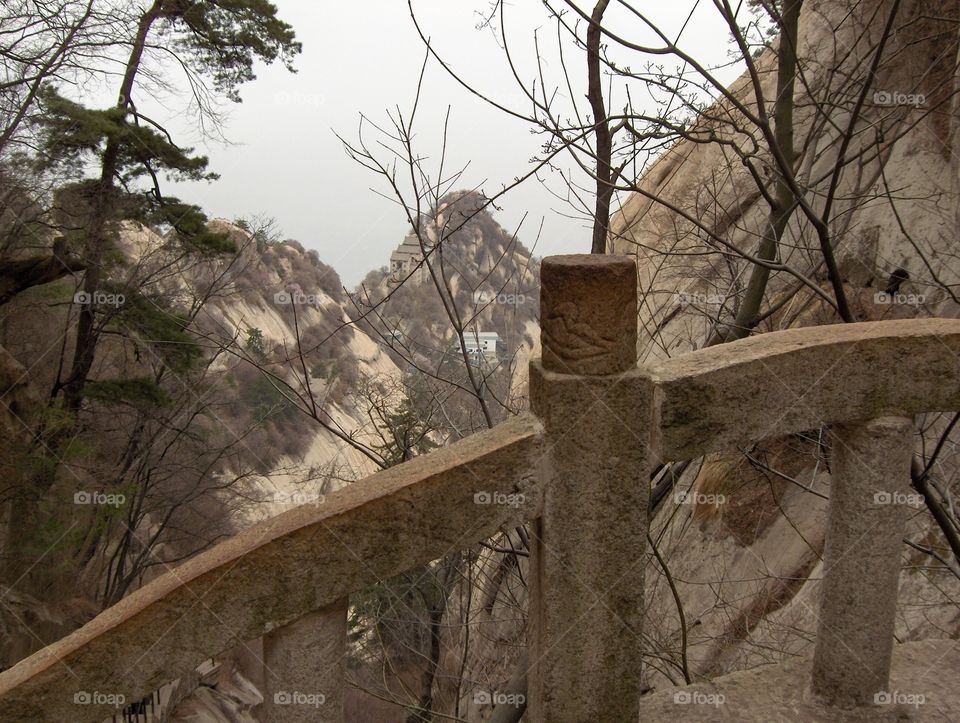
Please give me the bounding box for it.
[456,331,502,364]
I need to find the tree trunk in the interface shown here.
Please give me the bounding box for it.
[587,0,612,254]
[406,590,445,722]
[60,2,162,411]
[715,0,802,343]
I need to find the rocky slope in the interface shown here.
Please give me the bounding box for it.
[352,190,541,428]
[611,0,960,358]
[192,220,402,522]
[0,217,402,712]
[609,0,960,696]
[163,192,539,723]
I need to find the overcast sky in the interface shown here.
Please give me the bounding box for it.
[161,1,738,286]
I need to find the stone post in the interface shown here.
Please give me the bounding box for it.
[528,254,656,721]
[259,598,348,722]
[811,416,914,706]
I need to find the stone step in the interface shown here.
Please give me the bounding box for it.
[636,639,958,721]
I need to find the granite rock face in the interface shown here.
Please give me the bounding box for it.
[605,0,960,702]
[610,0,960,361]
[446,2,960,714]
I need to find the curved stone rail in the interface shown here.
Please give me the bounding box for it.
[0,414,545,722]
[3,262,960,722]
[651,318,960,461]
[526,312,960,717]
[648,317,960,710]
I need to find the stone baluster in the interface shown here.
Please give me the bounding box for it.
[528,254,656,720]
[260,597,348,722]
[811,416,914,706]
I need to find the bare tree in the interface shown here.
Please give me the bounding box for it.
[395,0,960,714]
[325,65,542,719]
[0,0,115,153]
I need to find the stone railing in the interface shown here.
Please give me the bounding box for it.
[1,255,958,722]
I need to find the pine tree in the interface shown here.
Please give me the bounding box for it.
[34,0,301,411]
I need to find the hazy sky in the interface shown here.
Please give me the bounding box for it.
[162,1,738,286]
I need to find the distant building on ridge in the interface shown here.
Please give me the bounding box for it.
[455,331,502,365]
[390,237,423,275]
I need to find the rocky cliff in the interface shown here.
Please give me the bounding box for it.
[611,0,960,357]
[0,218,401,681]
[353,190,541,428]
[609,0,960,694]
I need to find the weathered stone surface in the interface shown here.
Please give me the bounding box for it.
[529,361,657,721]
[812,416,915,707]
[4,286,960,722]
[540,254,638,375]
[610,2,960,361]
[0,345,38,434]
[635,639,959,721]
[0,414,545,723]
[260,598,347,722]
[650,319,960,460]
[529,252,657,722]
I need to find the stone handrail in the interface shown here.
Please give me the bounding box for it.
[0,415,545,721]
[1,254,958,721]
[650,317,960,459]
